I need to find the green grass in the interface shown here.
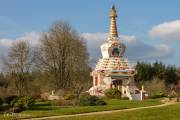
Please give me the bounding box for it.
[51,103,180,120]
[0,99,162,119]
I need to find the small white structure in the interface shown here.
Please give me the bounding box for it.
[48,90,60,100]
[88,5,147,100]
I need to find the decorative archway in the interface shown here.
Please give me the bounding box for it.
[112,79,122,89]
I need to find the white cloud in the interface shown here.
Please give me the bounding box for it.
[147,44,172,59]
[81,33,108,41]
[120,35,137,44]
[0,32,173,66]
[0,38,14,47]
[81,32,173,63]
[0,32,41,56]
[149,20,180,42]
[0,32,41,70]
[0,32,41,47]
[18,32,41,46]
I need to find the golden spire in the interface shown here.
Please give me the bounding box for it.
[109,5,118,39]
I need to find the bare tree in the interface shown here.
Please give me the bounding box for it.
[3,40,34,96]
[35,21,90,90]
[143,78,167,97]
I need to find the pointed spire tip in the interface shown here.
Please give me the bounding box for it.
[112,5,115,10]
[109,4,117,17]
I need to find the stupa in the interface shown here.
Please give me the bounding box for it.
[88,5,142,100]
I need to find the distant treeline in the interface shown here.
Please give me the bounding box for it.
[135,61,180,85]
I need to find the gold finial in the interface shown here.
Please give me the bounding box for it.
[109,5,117,17]
[109,5,118,39]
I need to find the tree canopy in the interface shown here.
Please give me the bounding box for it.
[135,61,179,85]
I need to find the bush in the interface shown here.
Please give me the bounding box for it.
[79,94,106,106]
[9,97,24,112]
[10,96,35,110]
[21,96,35,109]
[104,88,121,99]
[13,99,24,109]
[10,97,19,107]
[3,96,18,105]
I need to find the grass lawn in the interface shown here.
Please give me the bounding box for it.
[0,98,162,119]
[51,103,180,120]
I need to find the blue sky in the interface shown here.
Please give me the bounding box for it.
[0,0,180,67]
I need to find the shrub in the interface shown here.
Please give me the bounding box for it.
[79,94,106,106]
[3,96,18,105]
[21,96,35,109]
[10,96,35,110]
[104,88,121,99]
[13,99,24,109]
[9,97,23,112]
[10,97,19,107]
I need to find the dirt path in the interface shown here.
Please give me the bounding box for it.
[23,102,178,120]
